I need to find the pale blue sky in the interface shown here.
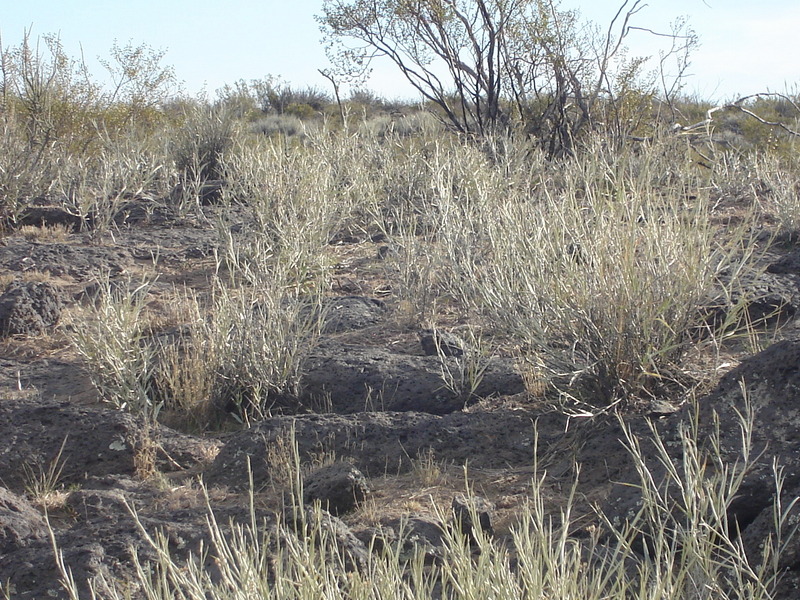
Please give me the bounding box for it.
[2,1,798,102]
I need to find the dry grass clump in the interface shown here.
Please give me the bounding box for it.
[56,132,172,233]
[67,258,327,427]
[365,133,760,407]
[23,436,70,510]
[64,125,345,425]
[411,447,445,487]
[19,223,73,242]
[751,152,800,237]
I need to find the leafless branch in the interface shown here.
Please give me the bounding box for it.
[678,93,800,138]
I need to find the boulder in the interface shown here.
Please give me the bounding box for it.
[320,296,388,333]
[597,339,800,595]
[206,409,557,488]
[0,487,48,555]
[0,280,65,336]
[419,329,465,357]
[285,506,369,572]
[16,202,85,231]
[451,493,495,539]
[356,516,445,564]
[0,396,221,493]
[0,240,133,279]
[302,462,370,516]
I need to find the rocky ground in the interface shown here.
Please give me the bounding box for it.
[3,197,800,598]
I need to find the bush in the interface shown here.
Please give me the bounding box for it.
[171,105,238,183]
[251,114,305,138]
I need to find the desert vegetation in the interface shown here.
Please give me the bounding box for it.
[2,1,800,598]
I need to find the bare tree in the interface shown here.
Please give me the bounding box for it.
[319,0,687,155]
[320,0,521,136]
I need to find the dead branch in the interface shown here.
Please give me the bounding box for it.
[677,92,800,137]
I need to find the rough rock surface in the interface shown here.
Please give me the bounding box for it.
[206,409,564,488]
[0,486,48,555]
[303,462,370,515]
[0,280,65,336]
[599,339,800,597]
[0,396,221,493]
[451,493,495,538]
[17,202,86,230]
[301,341,526,414]
[704,271,800,330]
[419,329,465,357]
[287,506,370,572]
[2,473,279,600]
[0,240,133,279]
[356,516,445,564]
[320,296,388,333]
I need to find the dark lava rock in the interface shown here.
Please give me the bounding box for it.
[598,339,800,597]
[0,487,48,555]
[286,506,369,572]
[301,341,525,414]
[321,296,388,333]
[0,465,287,599]
[16,202,85,231]
[419,329,465,357]
[303,462,370,516]
[451,493,495,538]
[698,340,800,503]
[2,473,278,600]
[357,516,445,564]
[702,271,800,331]
[0,240,134,279]
[0,280,65,336]
[767,247,800,275]
[0,396,221,493]
[206,409,563,489]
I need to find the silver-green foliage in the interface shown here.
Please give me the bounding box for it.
[66,278,157,419]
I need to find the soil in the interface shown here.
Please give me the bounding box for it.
[3,197,800,598]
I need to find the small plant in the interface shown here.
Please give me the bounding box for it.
[23,436,69,509]
[262,429,300,493]
[412,447,444,486]
[132,421,159,481]
[434,327,494,402]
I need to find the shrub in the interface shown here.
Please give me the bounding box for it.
[171,104,238,183]
[65,278,157,419]
[251,114,305,138]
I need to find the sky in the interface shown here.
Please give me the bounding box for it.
[2,0,799,104]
